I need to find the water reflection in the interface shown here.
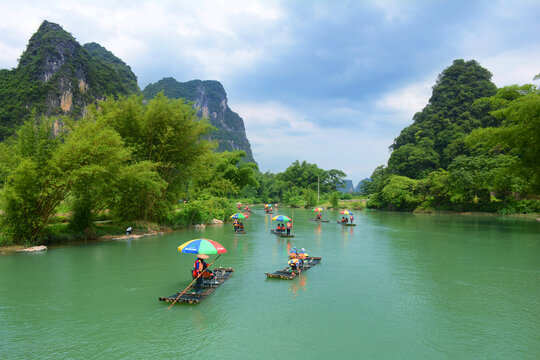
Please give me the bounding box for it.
[289,274,307,297]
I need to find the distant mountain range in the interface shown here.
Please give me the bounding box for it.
[0,20,255,163]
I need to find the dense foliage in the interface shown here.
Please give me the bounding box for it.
[241,160,346,206]
[0,95,259,245]
[365,60,540,214]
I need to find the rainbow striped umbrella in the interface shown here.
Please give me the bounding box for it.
[230,212,249,219]
[272,214,291,221]
[339,210,354,215]
[177,238,227,255]
[312,207,324,212]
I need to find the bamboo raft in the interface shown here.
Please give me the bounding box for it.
[270,229,295,238]
[234,230,247,234]
[309,218,329,223]
[265,257,322,279]
[336,221,356,226]
[159,267,234,305]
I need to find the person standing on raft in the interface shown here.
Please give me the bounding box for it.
[286,220,292,235]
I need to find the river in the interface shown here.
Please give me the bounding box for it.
[1,209,539,359]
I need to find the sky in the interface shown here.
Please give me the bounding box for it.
[1,0,539,185]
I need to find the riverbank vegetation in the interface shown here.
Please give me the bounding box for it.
[360,60,540,214]
[0,94,348,246]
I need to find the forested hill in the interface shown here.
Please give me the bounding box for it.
[0,20,140,139]
[143,77,256,164]
[388,59,498,177]
[362,59,540,214]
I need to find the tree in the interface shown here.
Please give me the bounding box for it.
[387,137,440,179]
[91,94,214,218]
[329,191,340,208]
[466,89,540,193]
[302,188,317,207]
[190,150,258,198]
[0,118,63,243]
[380,175,423,211]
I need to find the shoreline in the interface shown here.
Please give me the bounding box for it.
[1,220,225,255]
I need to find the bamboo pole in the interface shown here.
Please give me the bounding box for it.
[167,254,221,310]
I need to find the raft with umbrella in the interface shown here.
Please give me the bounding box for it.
[159,267,235,304]
[160,238,233,306]
[265,257,322,279]
[271,215,295,237]
[309,207,329,222]
[231,213,248,234]
[337,210,356,226]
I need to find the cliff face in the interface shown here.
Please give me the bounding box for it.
[338,179,355,193]
[143,77,256,163]
[0,21,140,139]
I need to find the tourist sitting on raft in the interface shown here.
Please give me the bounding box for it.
[316,213,322,220]
[193,254,217,290]
[239,222,245,232]
[297,248,308,268]
[288,258,301,273]
[289,247,298,259]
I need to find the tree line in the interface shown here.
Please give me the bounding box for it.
[0,94,347,246]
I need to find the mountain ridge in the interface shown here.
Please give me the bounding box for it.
[0,20,257,165]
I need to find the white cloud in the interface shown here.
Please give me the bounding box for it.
[481,47,540,87]
[234,101,393,181]
[0,0,291,85]
[374,78,433,125]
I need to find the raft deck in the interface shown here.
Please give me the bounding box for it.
[270,229,295,238]
[159,267,234,305]
[265,257,322,279]
[336,221,356,226]
[309,218,329,223]
[234,230,247,234]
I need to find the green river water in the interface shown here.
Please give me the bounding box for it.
[1,209,539,359]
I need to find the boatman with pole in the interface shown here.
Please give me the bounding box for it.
[286,220,292,235]
[193,254,215,290]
